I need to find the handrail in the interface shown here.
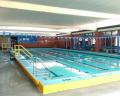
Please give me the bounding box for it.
[33,57,59,78]
[2,43,14,51]
[14,45,33,59]
[20,45,33,59]
[13,45,60,79]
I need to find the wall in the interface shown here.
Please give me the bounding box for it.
[18,34,80,49]
[19,36,57,48]
[94,31,104,52]
[56,35,72,49]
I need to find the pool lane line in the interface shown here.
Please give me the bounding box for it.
[35,67,62,78]
[33,50,107,70]
[77,62,108,71]
[87,58,117,68]
[23,53,62,78]
[32,51,102,74]
[30,49,115,71]
[47,50,117,69]
[52,48,120,59]
[41,50,109,70]
[33,56,62,78]
[35,50,108,71]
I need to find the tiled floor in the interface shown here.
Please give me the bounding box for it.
[0,51,120,96]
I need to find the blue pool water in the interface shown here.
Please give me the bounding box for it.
[16,48,120,85]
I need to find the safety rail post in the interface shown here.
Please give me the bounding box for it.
[14,45,20,57]
[32,56,37,76]
[2,43,13,52]
[2,43,7,51]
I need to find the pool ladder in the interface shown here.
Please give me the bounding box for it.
[13,45,61,79]
[13,45,52,79]
[32,57,52,79]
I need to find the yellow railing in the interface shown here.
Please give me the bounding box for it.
[14,45,53,79]
[14,45,33,59]
[2,43,14,51]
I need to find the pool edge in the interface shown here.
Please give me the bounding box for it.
[15,57,120,94]
[44,73,120,94]
[15,57,44,93]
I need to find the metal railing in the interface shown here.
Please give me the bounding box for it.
[13,45,59,79]
[1,43,14,52]
[14,45,33,59]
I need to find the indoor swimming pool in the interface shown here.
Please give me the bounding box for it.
[15,48,120,85]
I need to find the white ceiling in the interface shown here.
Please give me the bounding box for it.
[0,7,103,27]
[0,0,120,30]
[8,0,120,14]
